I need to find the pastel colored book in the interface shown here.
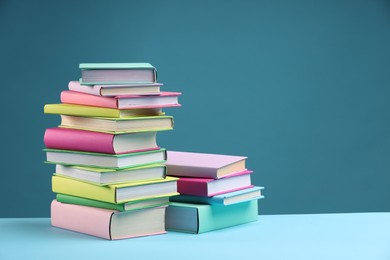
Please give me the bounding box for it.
[45,148,167,169]
[44,128,158,154]
[79,63,157,85]
[52,175,179,204]
[166,151,247,179]
[171,186,264,205]
[51,200,166,240]
[56,194,170,212]
[176,170,253,197]
[44,104,164,118]
[60,115,174,134]
[68,81,162,96]
[55,164,166,185]
[60,90,181,109]
[165,200,258,234]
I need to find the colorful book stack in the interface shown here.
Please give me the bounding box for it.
[165,151,264,234]
[43,63,181,240]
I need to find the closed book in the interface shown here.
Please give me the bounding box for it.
[68,81,162,97]
[44,128,159,154]
[171,186,264,205]
[165,200,258,234]
[79,63,157,85]
[60,115,174,134]
[51,200,167,240]
[52,175,179,204]
[44,148,167,169]
[44,104,164,118]
[61,90,181,109]
[166,151,247,179]
[176,170,253,196]
[56,194,170,211]
[55,164,166,185]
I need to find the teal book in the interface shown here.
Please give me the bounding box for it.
[165,200,258,234]
[170,186,264,206]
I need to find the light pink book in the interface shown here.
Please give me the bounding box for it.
[68,81,162,97]
[166,151,248,179]
[60,90,181,109]
[44,127,159,154]
[51,200,167,240]
[176,170,253,196]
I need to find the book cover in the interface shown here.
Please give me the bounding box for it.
[51,200,167,240]
[165,200,258,234]
[44,127,159,154]
[166,151,247,179]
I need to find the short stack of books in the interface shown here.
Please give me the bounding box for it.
[43,63,181,240]
[165,151,264,234]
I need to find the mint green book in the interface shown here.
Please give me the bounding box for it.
[165,200,258,234]
[56,194,170,212]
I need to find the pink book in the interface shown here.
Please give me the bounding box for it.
[60,90,181,109]
[166,151,248,179]
[44,127,159,154]
[51,200,167,240]
[176,170,253,196]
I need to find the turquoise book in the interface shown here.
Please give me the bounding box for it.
[165,200,258,234]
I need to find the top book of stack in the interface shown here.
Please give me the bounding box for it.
[79,63,157,85]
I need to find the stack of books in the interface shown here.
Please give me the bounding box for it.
[165,151,264,234]
[43,63,181,240]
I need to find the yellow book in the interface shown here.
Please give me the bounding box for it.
[52,175,179,204]
[44,104,164,118]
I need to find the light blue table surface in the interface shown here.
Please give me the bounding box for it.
[1,213,389,260]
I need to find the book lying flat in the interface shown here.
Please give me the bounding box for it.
[165,200,258,234]
[51,200,167,240]
[52,175,179,204]
[56,194,170,211]
[44,104,164,118]
[60,115,174,134]
[166,151,247,179]
[45,148,167,169]
[44,128,159,154]
[171,186,264,205]
[79,63,157,85]
[61,90,181,109]
[176,170,253,197]
[55,164,166,185]
[68,81,162,97]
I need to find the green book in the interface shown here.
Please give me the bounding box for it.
[56,194,171,212]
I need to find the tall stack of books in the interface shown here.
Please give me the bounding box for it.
[165,151,264,234]
[43,63,181,240]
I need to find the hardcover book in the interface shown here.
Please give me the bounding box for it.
[44,128,159,154]
[166,151,247,179]
[51,200,167,240]
[165,200,258,234]
[61,90,181,109]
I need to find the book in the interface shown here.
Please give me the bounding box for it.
[68,81,162,97]
[170,186,264,205]
[44,104,164,118]
[61,90,181,109]
[44,128,159,154]
[52,175,179,204]
[55,164,166,185]
[51,200,167,240]
[176,170,253,197]
[59,115,174,134]
[56,194,170,211]
[45,148,167,169]
[165,200,258,234]
[79,63,157,85]
[166,151,247,179]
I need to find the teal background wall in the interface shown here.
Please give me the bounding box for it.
[1,0,389,217]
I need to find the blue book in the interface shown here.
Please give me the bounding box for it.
[170,186,264,205]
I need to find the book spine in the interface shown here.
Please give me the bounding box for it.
[68,81,102,96]
[56,194,125,211]
[176,179,209,196]
[61,90,118,108]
